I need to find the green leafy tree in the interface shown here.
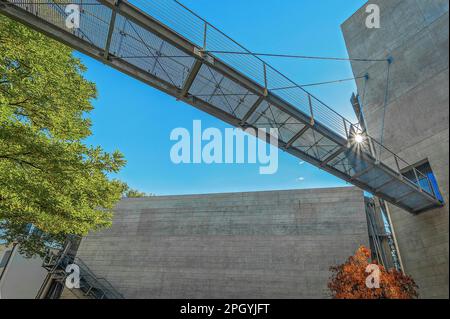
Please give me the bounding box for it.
[123,187,152,198]
[123,189,147,198]
[0,16,127,256]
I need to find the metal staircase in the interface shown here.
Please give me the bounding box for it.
[365,197,402,271]
[0,0,444,213]
[37,243,124,299]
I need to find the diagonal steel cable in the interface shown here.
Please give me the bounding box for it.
[127,20,178,87]
[205,66,237,116]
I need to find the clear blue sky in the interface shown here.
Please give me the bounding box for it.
[79,0,367,196]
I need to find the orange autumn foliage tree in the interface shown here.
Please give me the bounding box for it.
[328,246,418,299]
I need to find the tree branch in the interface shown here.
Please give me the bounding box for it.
[9,98,30,106]
[0,156,44,171]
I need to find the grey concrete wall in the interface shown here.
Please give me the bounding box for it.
[342,0,449,298]
[76,187,368,299]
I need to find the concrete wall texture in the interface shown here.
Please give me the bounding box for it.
[342,0,449,298]
[75,187,368,299]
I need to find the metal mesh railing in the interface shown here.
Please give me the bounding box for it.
[369,136,438,198]
[2,0,443,206]
[347,124,438,198]
[139,0,438,198]
[130,0,353,138]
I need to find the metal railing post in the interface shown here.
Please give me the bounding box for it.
[413,168,422,192]
[202,22,208,50]
[263,63,268,96]
[376,143,382,164]
[104,0,120,60]
[308,94,315,126]
[394,155,402,177]
[368,136,377,158]
[427,177,436,197]
[343,118,349,140]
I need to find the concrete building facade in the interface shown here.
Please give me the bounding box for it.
[342,0,449,298]
[74,187,369,299]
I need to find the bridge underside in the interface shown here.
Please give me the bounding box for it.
[0,0,443,213]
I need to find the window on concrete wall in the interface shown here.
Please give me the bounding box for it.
[402,161,444,202]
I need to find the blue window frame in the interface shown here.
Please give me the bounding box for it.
[403,161,444,202]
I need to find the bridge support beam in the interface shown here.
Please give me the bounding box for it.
[351,165,373,181]
[180,59,202,98]
[240,95,265,125]
[320,146,346,167]
[103,0,120,60]
[285,126,310,149]
[2,0,442,214]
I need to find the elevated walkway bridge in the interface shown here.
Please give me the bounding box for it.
[0,0,444,213]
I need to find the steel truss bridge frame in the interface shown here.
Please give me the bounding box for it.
[0,0,444,213]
